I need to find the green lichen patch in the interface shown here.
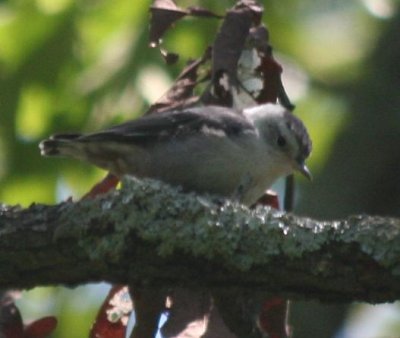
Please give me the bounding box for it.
[336,215,400,274]
[53,178,400,275]
[64,178,335,271]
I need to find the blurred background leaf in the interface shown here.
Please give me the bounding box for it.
[1,0,399,337]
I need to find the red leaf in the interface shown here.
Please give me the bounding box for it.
[89,285,132,338]
[149,0,187,47]
[255,190,280,209]
[258,298,289,338]
[148,48,211,114]
[81,173,119,200]
[24,317,57,338]
[256,54,283,104]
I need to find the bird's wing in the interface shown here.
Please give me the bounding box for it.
[76,106,255,145]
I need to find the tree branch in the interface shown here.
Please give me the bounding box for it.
[1,178,400,303]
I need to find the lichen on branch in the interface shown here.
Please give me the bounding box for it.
[1,178,400,302]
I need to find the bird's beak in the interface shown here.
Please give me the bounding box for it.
[295,162,312,180]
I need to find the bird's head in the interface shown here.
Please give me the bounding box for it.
[243,103,312,180]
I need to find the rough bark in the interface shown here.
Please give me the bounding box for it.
[0,178,399,303]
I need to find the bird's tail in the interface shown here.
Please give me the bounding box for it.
[39,134,82,157]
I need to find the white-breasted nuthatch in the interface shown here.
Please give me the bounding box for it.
[39,104,312,206]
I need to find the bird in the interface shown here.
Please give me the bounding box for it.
[39,103,312,206]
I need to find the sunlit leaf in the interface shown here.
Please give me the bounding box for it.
[16,85,54,140]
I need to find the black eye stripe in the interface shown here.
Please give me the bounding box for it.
[277,135,286,147]
[284,112,312,157]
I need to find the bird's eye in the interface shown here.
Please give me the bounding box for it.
[277,135,287,147]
